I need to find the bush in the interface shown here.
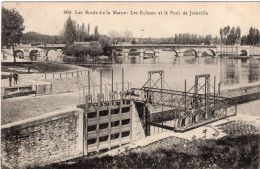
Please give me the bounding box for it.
[65,42,103,58]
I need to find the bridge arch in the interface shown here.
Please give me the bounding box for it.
[183,48,198,57]
[128,48,141,56]
[201,49,216,57]
[171,48,179,57]
[29,49,40,61]
[240,50,248,56]
[113,48,124,56]
[14,50,24,59]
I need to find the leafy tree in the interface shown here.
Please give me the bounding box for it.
[65,42,102,61]
[64,16,76,45]
[2,7,25,62]
[89,41,103,57]
[98,35,112,49]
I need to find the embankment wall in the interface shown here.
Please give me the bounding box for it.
[1,102,145,168]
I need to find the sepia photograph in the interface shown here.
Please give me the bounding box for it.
[1,1,260,168]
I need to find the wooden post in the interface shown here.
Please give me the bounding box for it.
[100,70,102,94]
[88,70,90,95]
[112,69,114,92]
[122,68,124,91]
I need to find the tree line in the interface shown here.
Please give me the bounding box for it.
[21,31,63,44]
[241,27,260,45]
[219,26,241,45]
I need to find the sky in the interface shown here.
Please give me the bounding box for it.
[2,2,260,38]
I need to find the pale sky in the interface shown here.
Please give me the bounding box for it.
[2,2,260,38]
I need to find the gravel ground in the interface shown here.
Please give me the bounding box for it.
[1,92,81,125]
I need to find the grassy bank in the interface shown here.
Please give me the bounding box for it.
[27,133,259,169]
[1,62,72,74]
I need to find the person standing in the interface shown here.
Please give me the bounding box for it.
[13,73,18,85]
[9,73,12,86]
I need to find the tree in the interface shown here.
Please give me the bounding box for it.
[131,38,137,44]
[87,23,90,36]
[94,26,100,40]
[80,23,85,42]
[226,27,236,45]
[219,28,223,43]
[64,16,76,45]
[2,7,25,62]
[123,30,133,41]
[89,41,103,57]
[98,35,112,49]
[109,30,122,45]
[65,42,102,62]
[235,26,241,41]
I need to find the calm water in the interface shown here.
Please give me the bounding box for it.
[94,50,260,116]
[97,50,260,91]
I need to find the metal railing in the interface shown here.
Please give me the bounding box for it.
[130,87,237,131]
[80,82,131,104]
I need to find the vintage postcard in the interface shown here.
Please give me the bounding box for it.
[1,2,260,169]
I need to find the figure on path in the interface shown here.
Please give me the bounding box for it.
[9,73,12,86]
[13,73,19,85]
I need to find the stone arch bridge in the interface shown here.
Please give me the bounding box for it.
[111,44,260,57]
[2,44,65,61]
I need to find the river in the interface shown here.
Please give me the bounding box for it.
[93,50,260,116]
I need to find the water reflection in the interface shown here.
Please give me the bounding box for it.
[248,60,260,83]
[95,50,260,89]
[220,59,240,86]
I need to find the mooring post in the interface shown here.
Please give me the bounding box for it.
[112,69,114,92]
[205,77,207,119]
[88,70,90,95]
[122,68,124,91]
[100,70,102,94]
[218,83,221,96]
[214,76,216,107]
[185,79,187,112]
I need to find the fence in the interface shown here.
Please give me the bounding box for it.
[42,69,94,79]
[79,82,131,105]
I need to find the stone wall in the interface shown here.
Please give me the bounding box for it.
[1,108,84,168]
[1,101,147,168]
